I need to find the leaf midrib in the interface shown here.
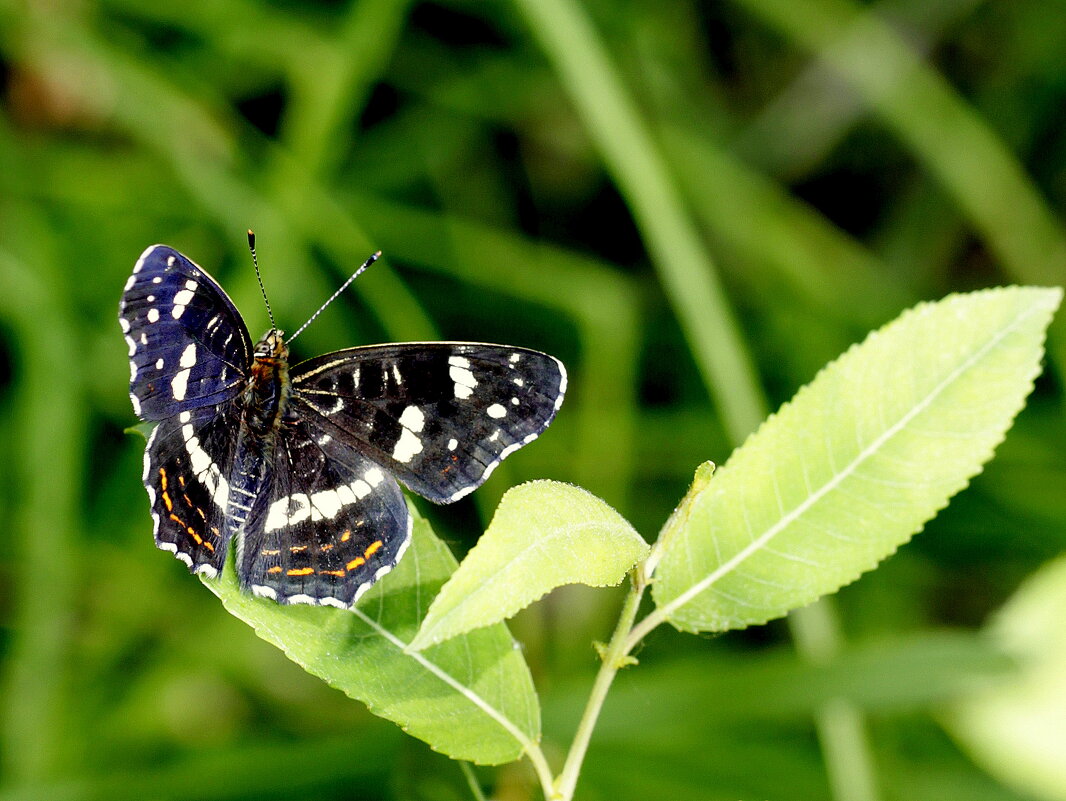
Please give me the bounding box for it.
[351,606,537,753]
[659,301,1040,622]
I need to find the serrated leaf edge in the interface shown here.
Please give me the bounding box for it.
[658,287,1061,630]
[410,480,647,650]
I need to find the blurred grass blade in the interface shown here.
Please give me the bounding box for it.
[947,553,1066,801]
[410,481,648,650]
[732,0,1066,376]
[652,287,1061,632]
[514,0,768,443]
[204,505,540,765]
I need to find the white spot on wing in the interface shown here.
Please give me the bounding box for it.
[447,438,458,451]
[179,343,197,368]
[392,427,424,463]
[364,468,384,486]
[156,358,164,370]
[119,316,130,333]
[487,403,507,419]
[263,478,376,533]
[449,357,477,399]
[147,308,159,323]
[398,405,425,433]
[252,585,277,600]
[194,565,218,578]
[171,368,191,400]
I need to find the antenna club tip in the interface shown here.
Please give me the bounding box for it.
[373,250,382,259]
[247,229,256,243]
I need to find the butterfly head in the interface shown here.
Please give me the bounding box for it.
[253,329,288,361]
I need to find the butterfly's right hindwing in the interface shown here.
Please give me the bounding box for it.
[236,416,411,607]
[120,245,253,421]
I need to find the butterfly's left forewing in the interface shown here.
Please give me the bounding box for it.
[290,343,566,504]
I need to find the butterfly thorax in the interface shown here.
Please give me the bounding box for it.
[243,330,291,436]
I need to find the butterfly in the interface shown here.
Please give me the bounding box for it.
[119,239,566,608]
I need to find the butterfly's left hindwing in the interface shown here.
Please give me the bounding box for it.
[143,404,239,576]
[237,417,412,607]
[290,343,567,503]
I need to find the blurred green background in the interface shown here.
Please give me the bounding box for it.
[1,0,1065,799]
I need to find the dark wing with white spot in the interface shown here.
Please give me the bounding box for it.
[289,343,566,503]
[119,245,253,421]
[236,415,411,607]
[143,404,240,576]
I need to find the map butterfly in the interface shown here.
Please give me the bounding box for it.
[120,240,566,608]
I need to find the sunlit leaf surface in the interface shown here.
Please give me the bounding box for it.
[653,288,1061,632]
[204,505,540,765]
[411,481,648,649]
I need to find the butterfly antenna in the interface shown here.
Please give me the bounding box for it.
[287,250,381,344]
[247,229,277,334]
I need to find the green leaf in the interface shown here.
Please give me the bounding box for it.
[123,422,155,441]
[946,553,1066,801]
[652,287,1062,633]
[202,504,540,765]
[409,481,648,650]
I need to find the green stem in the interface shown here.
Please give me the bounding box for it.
[790,602,880,801]
[458,761,488,801]
[554,575,646,801]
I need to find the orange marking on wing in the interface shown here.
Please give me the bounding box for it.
[290,545,308,553]
[261,549,280,556]
[159,470,176,511]
[184,526,203,545]
[320,543,334,552]
[363,540,383,558]
[340,530,351,542]
[203,541,215,552]
[267,566,282,574]
[346,557,365,571]
[178,475,186,487]
[286,567,314,576]
[320,569,345,577]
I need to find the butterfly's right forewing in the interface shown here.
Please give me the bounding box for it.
[120,245,253,421]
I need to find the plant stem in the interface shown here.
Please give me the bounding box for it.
[790,601,880,801]
[458,761,487,801]
[553,575,646,801]
[527,745,557,800]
